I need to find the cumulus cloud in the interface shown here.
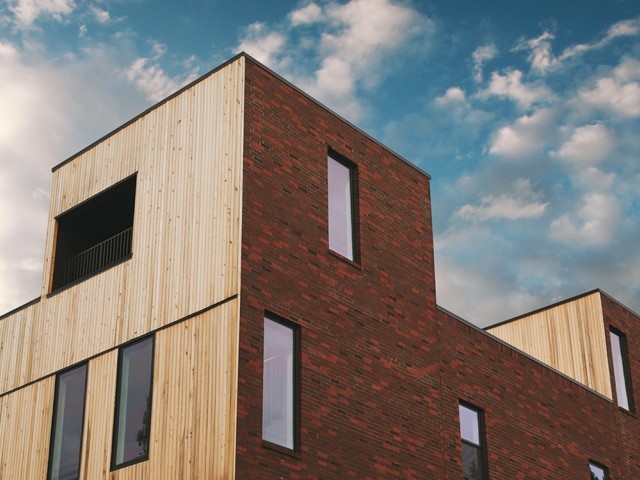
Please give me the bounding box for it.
[435,86,466,105]
[236,0,433,121]
[561,17,640,61]
[549,193,620,246]
[472,44,498,83]
[9,0,75,27]
[290,2,323,25]
[578,59,640,117]
[237,22,287,68]
[489,108,554,158]
[456,178,548,222]
[481,69,551,109]
[552,124,614,165]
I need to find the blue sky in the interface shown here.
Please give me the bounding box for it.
[1,0,639,326]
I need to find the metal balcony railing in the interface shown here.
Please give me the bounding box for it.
[61,227,133,287]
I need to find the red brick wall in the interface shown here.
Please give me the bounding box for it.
[237,58,439,479]
[601,294,640,478]
[437,307,631,480]
[235,57,639,479]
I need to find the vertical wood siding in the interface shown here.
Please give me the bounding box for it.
[0,377,53,479]
[1,300,237,479]
[487,292,612,398]
[0,57,244,395]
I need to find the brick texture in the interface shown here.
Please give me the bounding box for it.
[235,57,639,480]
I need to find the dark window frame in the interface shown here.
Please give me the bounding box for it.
[589,460,610,480]
[110,334,155,471]
[610,326,634,412]
[261,312,302,455]
[327,148,360,264]
[459,401,488,480]
[50,173,137,294]
[47,362,89,480]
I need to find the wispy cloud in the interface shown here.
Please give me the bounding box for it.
[456,178,548,222]
[480,69,552,109]
[7,0,75,27]
[236,0,434,121]
[472,44,498,83]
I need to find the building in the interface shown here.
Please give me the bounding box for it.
[0,53,637,479]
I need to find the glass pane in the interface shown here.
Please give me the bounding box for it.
[459,404,481,445]
[610,330,630,410]
[589,462,607,480]
[113,337,154,466]
[262,317,295,449]
[49,364,87,480]
[328,156,354,260]
[462,442,485,480]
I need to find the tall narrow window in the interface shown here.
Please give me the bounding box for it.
[48,364,88,480]
[610,328,633,411]
[112,336,154,469]
[459,403,487,480]
[328,153,356,261]
[589,461,609,480]
[262,315,298,450]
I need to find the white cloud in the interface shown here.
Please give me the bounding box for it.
[489,108,554,158]
[237,22,287,68]
[436,86,466,105]
[553,124,614,165]
[516,31,558,74]
[472,44,498,83]
[9,0,75,27]
[481,69,551,109]
[456,178,548,222]
[549,193,620,246]
[126,57,198,102]
[290,2,323,26]
[91,6,110,24]
[578,59,640,117]
[236,0,432,121]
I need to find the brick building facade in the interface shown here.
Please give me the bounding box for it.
[0,54,637,479]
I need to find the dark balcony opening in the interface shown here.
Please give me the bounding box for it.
[52,175,136,292]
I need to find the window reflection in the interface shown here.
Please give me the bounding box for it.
[262,316,296,449]
[48,364,88,480]
[112,336,154,468]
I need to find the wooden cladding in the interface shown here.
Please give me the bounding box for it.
[0,299,238,479]
[487,291,612,398]
[0,57,245,395]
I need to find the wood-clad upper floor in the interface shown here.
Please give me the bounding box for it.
[0,56,245,395]
[486,290,613,399]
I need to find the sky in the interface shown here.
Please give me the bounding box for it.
[1,0,639,327]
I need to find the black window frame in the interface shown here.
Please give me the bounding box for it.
[50,173,137,294]
[327,148,360,264]
[111,334,155,471]
[459,401,488,480]
[589,460,609,480]
[610,326,634,412]
[47,362,89,480]
[261,312,301,454]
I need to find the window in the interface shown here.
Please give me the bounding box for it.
[47,364,88,480]
[112,336,154,469]
[262,315,299,450]
[459,403,487,480]
[610,328,634,411]
[327,153,357,261]
[589,461,609,480]
[52,174,136,291]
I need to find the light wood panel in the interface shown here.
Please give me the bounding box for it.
[487,291,612,398]
[0,56,245,394]
[0,299,238,479]
[0,376,53,479]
